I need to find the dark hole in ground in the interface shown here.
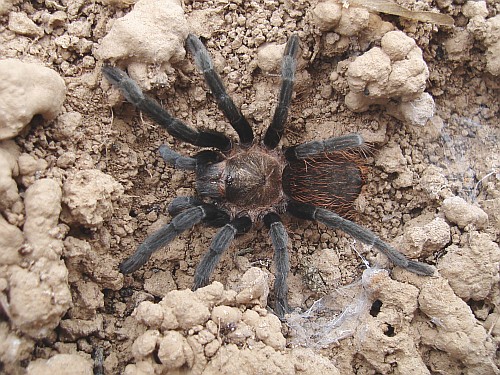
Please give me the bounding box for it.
[370,299,382,317]
[384,323,396,337]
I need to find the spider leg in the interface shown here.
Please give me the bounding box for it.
[287,202,435,276]
[120,204,229,274]
[264,34,300,149]
[186,34,254,146]
[167,197,230,228]
[160,145,224,171]
[264,213,290,320]
[159,144,196,170]
[102,65,231,151]
[193,216,252,289]
[167,196,203,216]
[284,134,364,160]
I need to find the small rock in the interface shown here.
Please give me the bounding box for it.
[462,1,488,18]
[485,15,500,76]
[18,153,48,177]
[211,305,242,327]
[400,216,450,258]
[144,270,176,298]
[442,196,488,229]
[375,144,406,174]
[26,353,93,375]
[398,92,435,126]
[194,281,225,308]
[381,30,416,61]
[345,30,431,122]
[443,29,473,62]
[204,339,220,358]
[309,1,343,31]
[438,232,500,300]
[0,59,66,140]
[63,236,124,290]
[243,309,286,350]
[134,301,164,329]
[131,330,160,359]
[159,289,210,329]
[95,0,189,78]
[257,42,287,73]
[8,12,44,37]
[56,152,77,168]
[62,169,124,227]
[336,5,370,37]
[157,331,193,369]
[235,267,269,307]
[9,261,71,339]
[53,112,82,141]
[71,281,104,320]
[24,179,63,260]
[59,315,104,341]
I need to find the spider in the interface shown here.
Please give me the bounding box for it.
[102,34,434,319]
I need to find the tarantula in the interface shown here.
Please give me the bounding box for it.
[102,34,434,318]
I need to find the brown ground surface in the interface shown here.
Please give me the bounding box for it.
[0,0,499,374]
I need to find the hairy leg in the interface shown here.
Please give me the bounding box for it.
[288,202,435,276]
[285,134,364,160]
[120,204,230,273]
[159,144,197,170]
[264,212,290,320]
[186,34,254,146]
[264,34,300,149]
[167,197,230,228]
[103,65,231,151]
[193,216,252,289]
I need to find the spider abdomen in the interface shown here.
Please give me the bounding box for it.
[282,150,366,216]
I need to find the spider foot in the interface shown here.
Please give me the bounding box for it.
[119,253,150,274]
[274,297,291,321]
[405,260,435,276]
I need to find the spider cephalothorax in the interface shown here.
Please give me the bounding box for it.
[103,34,434,319]
[195,145,285,212]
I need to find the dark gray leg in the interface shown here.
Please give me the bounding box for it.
[120,204,230,273]
[159,144,196,170]
[159,144,226,172]
[193,216,252,289]
[287,202,435,276]
[186,35,254,146]
[167,197,230,228]
[264,34,300,149]
[284,134,364,160]
[120,206,207,273]
[264,213,290,319]
[167,196,203,216]
[102,66,231,151]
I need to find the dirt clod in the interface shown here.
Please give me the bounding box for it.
[0,59,65,140]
